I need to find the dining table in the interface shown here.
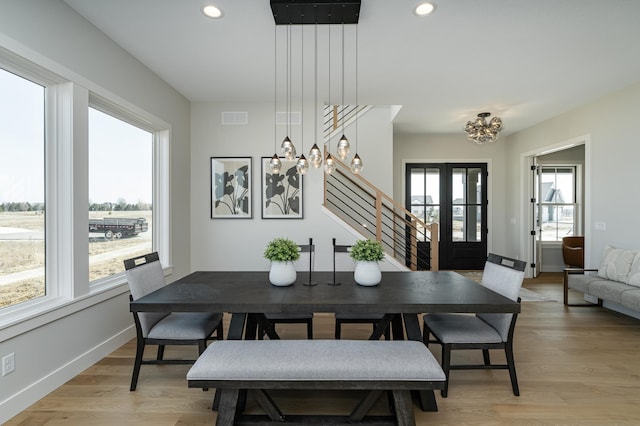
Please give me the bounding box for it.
[129,270,520,411]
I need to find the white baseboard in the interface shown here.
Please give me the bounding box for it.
[0,326,135,424]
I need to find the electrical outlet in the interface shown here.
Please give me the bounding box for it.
[2,353,15,376]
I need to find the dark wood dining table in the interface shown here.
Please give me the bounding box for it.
[130,270,520,411]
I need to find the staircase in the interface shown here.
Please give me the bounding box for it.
[322,105,439,270]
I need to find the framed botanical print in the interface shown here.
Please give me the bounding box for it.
[261,157,303,219]
[210,157,252,218]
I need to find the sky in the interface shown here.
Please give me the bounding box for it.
[1,68,152,205]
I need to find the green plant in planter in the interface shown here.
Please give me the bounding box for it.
[350,239,385,262]
[264,237,300,262]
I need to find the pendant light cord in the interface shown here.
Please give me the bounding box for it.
[341,22,345,135]
[355,23,358,152]
[274,24,277,153]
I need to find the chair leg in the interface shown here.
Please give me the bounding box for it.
[422,325,430,346]
[505,343,520,396]
[483,348,491,365]
[130,339,145,391]
[384,323,391,340]
[198,340,207,355]
[216,321,224,340]
[335,320,341,339]
[441,344,451,398]
[307,319,313,339]
[157,345,165,360]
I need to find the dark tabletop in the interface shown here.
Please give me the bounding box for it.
[129,270,520,315]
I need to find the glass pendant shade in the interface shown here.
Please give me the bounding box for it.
[336,134,350,160]
[296,154,309,175]
[350,153,363,174]
[269,153,282,174]
[324,153,336,175]
[308,143,322,168]
[281,136,296,160]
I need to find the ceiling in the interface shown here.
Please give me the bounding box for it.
[62,0,640,136]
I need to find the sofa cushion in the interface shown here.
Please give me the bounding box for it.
[597,245,637,283]
[626,252,640,287]
[588,280,635,304]
[568,273,604,293]
[621,289,640,311]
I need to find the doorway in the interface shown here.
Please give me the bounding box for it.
[522,140,587,277]
[406,163,488,270]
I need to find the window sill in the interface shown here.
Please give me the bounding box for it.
[0,278,130,343]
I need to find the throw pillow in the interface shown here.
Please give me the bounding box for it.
[597,245,637,282]
[627,252,640,287]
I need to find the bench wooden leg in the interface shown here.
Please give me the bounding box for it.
[216,389,239,426]
[254,390,285,422]
[392,390,416,426]
[349,390,383,422]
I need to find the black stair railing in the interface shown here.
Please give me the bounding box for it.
[324,156,439,271]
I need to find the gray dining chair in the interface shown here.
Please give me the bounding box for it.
[331,239,390,340]
[422,253,526,397]
[124,252,223,391]
[260,239,314,339]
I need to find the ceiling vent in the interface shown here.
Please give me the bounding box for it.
[221,111,248,125]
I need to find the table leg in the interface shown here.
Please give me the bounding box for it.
[391,314,405,340]
[403,313,438,412]
[369,314,394,340]
[227,313,247,340]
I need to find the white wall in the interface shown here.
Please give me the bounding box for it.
[0,0,191,421]
[393,133,508,258]
[505,81,640,269]
[190,103,395,271]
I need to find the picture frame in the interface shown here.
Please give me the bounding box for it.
[210,157,252,218]
[261,157,303,219]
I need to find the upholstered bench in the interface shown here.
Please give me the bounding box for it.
[187,339,446,426]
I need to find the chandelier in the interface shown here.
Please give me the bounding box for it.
[464,112,503,144]
[269,0,363,176]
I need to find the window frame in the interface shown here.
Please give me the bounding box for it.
[538,165,580,242]
[0,47,171,335]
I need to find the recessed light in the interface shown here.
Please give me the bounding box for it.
[202,5,223,19]
[414,2,436,16]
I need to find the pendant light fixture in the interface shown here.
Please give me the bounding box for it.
[308,21,323,168]
[270,23,282,174]
[281,24,297,160]
[296,23,309,175]
[350,23,363,174]
[324,21,336,175]
[336,22,350,161]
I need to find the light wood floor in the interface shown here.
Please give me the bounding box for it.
[7,273,640,425]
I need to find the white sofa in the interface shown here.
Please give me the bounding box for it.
[564,245,640,313]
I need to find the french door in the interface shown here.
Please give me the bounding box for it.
[406,163,488,270]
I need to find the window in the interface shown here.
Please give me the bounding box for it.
[88,108,153,282]
[0,68,46,310]
[539,166,576,241]
[0,48,170,328]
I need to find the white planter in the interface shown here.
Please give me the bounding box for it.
[354,261,382,286]
[269,260,297,286]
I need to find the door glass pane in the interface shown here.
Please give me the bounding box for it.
[0,68,45,310]
[452,208,465,241]
[89,108,153,282]
[452,168,465,205]
[468,167,482,205]
[410,167,439,224]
